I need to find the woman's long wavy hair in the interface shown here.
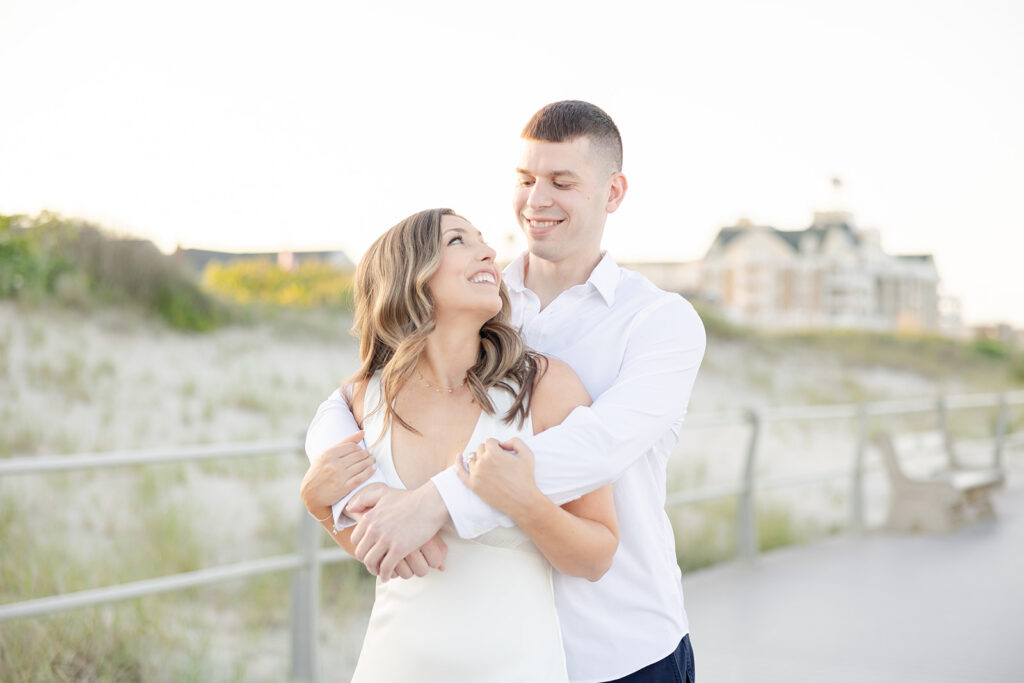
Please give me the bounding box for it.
[349,208,542,437]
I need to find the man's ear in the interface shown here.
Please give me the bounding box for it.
[606,172,628,214]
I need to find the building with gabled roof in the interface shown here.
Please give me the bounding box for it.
[697,211,942,332]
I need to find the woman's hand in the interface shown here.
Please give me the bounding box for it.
[300,430,375,520]
[456,437,545,519]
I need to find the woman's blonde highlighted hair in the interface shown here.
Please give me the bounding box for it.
[350,208,542,436]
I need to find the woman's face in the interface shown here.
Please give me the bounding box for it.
[427,214,501,322]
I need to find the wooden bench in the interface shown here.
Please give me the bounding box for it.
[872,433,1005,533]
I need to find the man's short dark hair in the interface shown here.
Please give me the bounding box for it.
[521,100,623,172]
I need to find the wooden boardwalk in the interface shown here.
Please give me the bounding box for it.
[681,458,1024,682]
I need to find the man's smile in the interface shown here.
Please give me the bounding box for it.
[524,217,565,235]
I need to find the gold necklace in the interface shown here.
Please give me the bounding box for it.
[417,370,467,394]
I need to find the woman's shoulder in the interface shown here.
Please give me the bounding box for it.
[529,356,592,434]
[532,356,576,388]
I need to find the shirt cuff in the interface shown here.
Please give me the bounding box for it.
[331,468,388,530]
[430,466,513,539]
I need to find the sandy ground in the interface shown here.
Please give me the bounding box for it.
[1,301,1015,680]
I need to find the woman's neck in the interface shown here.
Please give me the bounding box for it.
[418,317,480,387]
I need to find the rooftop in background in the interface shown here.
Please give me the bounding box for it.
[173,247,354,274]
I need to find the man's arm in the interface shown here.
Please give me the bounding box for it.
[432,296,706,538]
[304,387,388,529]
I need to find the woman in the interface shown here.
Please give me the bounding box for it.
[300,208,618,682]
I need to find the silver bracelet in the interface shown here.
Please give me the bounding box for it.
[309,509,332,524]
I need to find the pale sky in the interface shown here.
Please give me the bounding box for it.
[1,0,1022,326]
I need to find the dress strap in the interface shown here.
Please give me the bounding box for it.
[361,373,409,490]
[362,374,388,451]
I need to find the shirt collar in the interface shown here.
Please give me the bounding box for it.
[502,251,618,306]
[502,252,529,293]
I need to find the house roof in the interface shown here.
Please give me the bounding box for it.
[896,254,934,263]
[173,247,354,272]
[706,217,860,258]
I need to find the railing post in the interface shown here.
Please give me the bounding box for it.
[291,506,321,683]
[737,408,761,561]
[994,392,1008,470]
[937,395,960,469]
[850,403,869,533]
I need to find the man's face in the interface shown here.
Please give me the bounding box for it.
[512,136,621,264]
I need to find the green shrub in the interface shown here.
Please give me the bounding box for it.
[0,212,228,331]
[970,337,1009,360]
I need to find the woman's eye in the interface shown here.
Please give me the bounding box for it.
[447,235,464,246]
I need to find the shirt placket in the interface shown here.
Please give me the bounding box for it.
[528,286,591,351]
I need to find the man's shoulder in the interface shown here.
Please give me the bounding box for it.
[613,263,696,315]
[610,265,705,345]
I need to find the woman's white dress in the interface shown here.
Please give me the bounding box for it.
[350,375,568,683]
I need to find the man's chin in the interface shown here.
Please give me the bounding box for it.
[525,242,563,262]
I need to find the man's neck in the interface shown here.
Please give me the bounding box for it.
[523,251,604,310]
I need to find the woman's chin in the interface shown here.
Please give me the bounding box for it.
[475,300,504,324]
[435,297,502,325]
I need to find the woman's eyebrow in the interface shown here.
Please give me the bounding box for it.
[443,227,484,238]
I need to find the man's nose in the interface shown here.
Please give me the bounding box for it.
[527,182,552,209]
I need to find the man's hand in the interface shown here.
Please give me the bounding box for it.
[347,482,449,580]
[300,431,374,520]
[457,438,545,521]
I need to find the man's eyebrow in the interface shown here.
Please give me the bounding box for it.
[515,167,580,179]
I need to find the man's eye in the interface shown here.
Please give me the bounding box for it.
[517,178,534,187]
[553,181,570,189]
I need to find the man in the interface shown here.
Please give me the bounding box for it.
[306,100,705,682]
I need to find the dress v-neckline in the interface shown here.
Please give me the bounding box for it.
[384,404,487,491]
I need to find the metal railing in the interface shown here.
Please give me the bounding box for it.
[1,389,1022,681]
[668,390,1024,559]
[0,438,345,681]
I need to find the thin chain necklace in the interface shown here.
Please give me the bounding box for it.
[417,370,467,394]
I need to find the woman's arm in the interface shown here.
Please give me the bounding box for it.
[459,358,619,581]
